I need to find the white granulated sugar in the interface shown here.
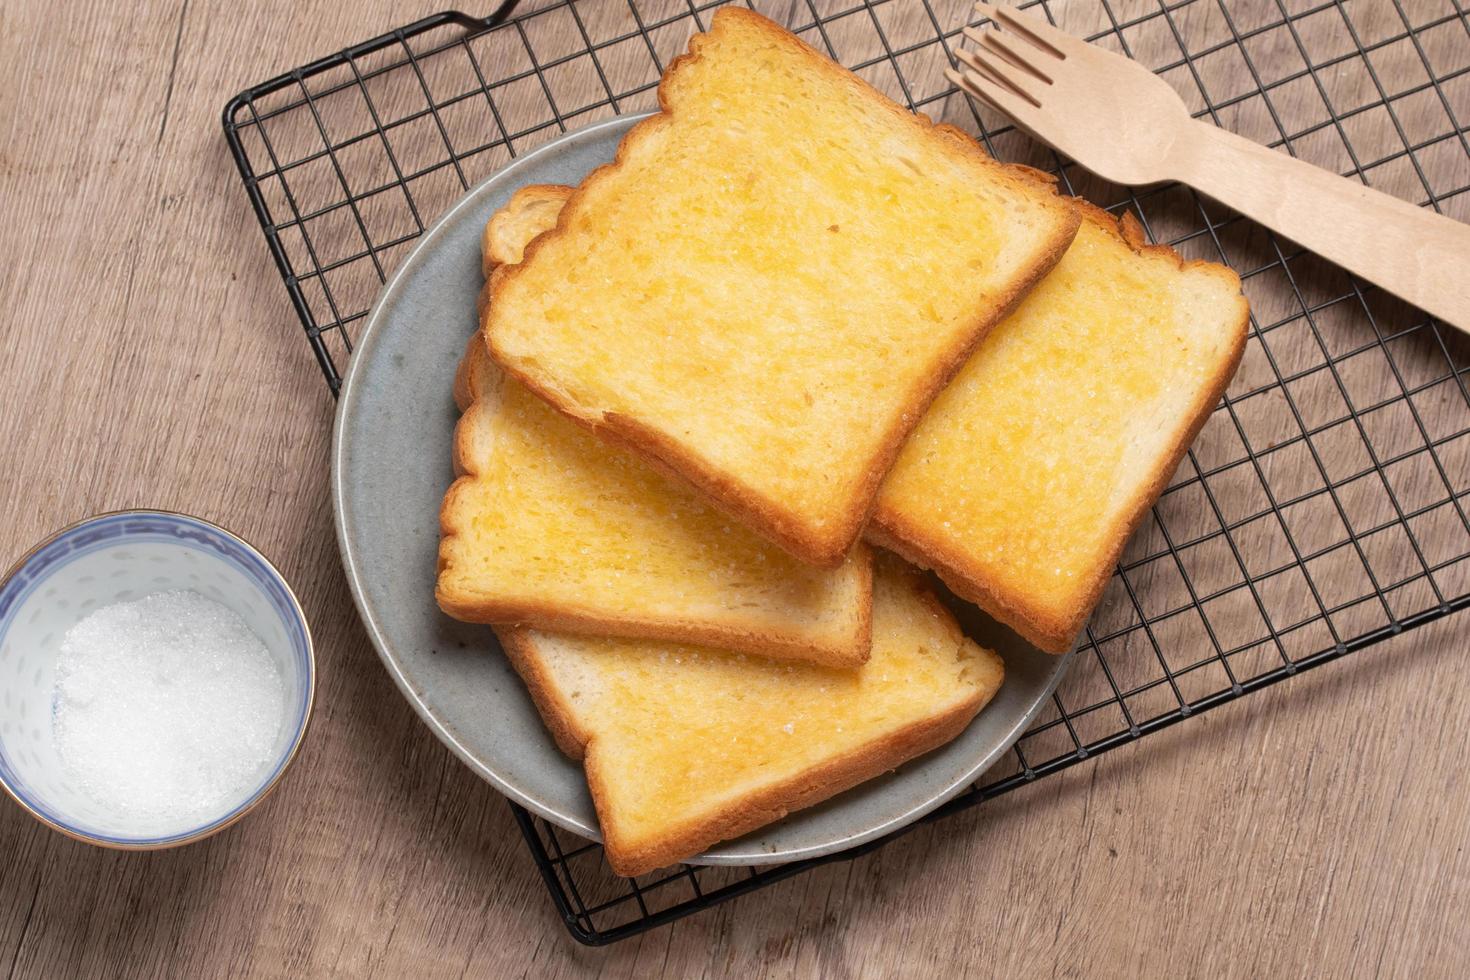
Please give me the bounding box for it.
[53,590,286,832]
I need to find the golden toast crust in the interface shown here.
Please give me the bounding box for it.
[496,559,1000,877]
[484,7,1080,567]
[480,183,573,277]
[871,202,1250,652]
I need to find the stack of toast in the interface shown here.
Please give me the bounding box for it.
[437,8,1248,876]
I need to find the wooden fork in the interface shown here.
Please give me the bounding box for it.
[947,2,1470,334]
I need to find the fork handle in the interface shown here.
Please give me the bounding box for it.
[1175,121,1470,334]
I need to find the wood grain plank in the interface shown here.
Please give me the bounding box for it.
[0,2,1466,977]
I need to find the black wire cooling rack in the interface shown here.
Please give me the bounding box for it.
[224,0,1470,945]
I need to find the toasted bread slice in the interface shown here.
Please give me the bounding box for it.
[498,553,1004,876]
[871,205,1250,652]
[484,8,1080,566]
[439,197,874,667]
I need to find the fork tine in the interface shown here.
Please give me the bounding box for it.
[956,45,1045,107]
[973,2,1075,60]
[978,29,1055,83]
[945,65,1037,124]
[962,25,1054,83]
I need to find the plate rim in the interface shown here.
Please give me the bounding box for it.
[333,116,643,835]
[330,113,1076,867]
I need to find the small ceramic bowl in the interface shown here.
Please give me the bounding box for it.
[0,510,314,848]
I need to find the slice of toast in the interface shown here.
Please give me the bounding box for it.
[484,8,1080,567]
[871,205,1250,652]
[439,194,874,667]
[498,553,1004,876]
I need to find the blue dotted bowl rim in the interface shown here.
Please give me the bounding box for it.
[0,509,315,849]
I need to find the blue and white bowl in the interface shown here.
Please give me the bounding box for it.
[0,510,314,848]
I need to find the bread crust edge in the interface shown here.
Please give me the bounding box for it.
[481,184,575,277]
[869,202,1251,653]
[591,687,988,877]
[497,581,1004,877]
[441,544,874,667]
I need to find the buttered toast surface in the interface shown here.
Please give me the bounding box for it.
[497,554,1004,877]
[469,187,1247,655]
[873,206,1249,652]
[484,7,1079,566]
[438,189,874,667]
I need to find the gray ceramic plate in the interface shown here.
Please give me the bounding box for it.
[332,114,1075,867]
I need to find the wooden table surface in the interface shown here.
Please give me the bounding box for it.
[2,1,1467,976]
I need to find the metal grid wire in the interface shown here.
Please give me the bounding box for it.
[224,0,1470,945]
